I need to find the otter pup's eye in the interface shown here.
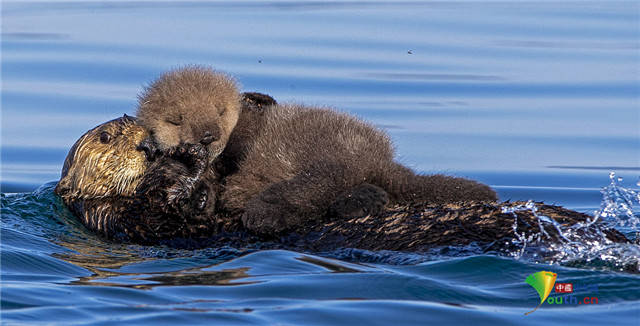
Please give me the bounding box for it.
[165,114,183,126]
[100,131,112,144]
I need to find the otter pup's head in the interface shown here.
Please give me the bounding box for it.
[136,66,241,163]
[55,115,148,200]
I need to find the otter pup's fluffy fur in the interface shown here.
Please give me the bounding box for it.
[220,104,497,235]
[215,92,278,176]
[137,66,241,162]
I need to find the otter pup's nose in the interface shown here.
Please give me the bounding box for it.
[137,137,160,162]
[200,131,218,145]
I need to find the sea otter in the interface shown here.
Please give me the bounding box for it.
[54,115,148,238]
[135,67,497,236]
[54,116,631,256]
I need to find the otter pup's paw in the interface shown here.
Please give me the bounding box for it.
[328,183,389,219]
[137,143,210,217]
[241,202,288,236]
[241,194,304,236]
[136,164,190,216]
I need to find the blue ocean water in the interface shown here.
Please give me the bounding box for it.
[1,1,639,325]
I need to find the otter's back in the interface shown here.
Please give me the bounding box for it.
[243,104,394,179]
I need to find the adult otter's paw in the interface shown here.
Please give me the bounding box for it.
[328,183,389,219]
[136,142,210,215]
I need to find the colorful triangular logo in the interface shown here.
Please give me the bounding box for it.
[524,270,557,315]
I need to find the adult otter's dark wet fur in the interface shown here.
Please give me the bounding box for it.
[219,104,498,235]
[137,66,241,163]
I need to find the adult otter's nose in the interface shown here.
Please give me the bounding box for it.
[137,137,160,162]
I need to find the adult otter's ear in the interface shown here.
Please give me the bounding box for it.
[122,114,136,122]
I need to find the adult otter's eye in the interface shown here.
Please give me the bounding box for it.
[100,131,112,144]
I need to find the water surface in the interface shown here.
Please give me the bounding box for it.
[2,1,639,325]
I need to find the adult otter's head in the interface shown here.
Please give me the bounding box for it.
[136,65,241,163]
[55,115,148,200]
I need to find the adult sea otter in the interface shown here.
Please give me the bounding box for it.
[54,116,629,250]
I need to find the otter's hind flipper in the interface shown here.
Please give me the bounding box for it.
[377,163,497,204]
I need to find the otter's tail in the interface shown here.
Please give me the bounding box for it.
[372,163,497,204]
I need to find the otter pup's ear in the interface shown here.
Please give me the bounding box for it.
[241,92,277,111]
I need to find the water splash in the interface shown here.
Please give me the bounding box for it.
[501,172,640,272]
[501,201,570,259]
[593,172,640,229]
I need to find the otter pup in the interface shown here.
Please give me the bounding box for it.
[135,67,496,236]
[219,104,498,235]
[136,66,241,163]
